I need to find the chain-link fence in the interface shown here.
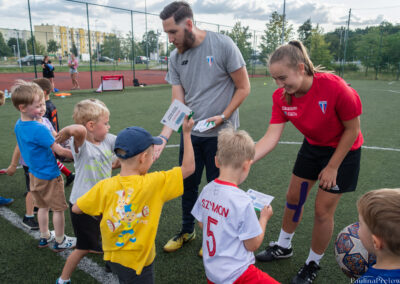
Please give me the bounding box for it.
[0,0,267,89]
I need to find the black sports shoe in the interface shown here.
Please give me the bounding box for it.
[65,173,75,187]
[255,241,293,262]
[22,216,39,230]
[291,261,321,284]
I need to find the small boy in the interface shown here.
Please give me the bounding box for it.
[33,78,75,186]
[191,128,279,284]
[355,188,400,283]
[72,118,195,283]
[55,99,117,284]
[11,80,76,250]
[0,90,14,206]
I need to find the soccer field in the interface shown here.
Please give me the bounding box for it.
[0,77,399,283]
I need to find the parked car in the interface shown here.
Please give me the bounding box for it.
[98,56,114,62]
[159,56,169,64]
[17,55,44,66]
[135,56,149,64]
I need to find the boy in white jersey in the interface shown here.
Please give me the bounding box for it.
[191,128,279,284]
[55,99,117,284]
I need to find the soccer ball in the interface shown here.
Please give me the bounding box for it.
[334,222,376,279]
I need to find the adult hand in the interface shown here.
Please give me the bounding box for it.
[206,115,224,127]
[318,165,338,190]
[153,141,166,161]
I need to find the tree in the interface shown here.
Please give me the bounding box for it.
[139,30,160,56]
[309,25,333,68]
[0,32,12,56]
[298,19,312,51]
[47,39,59,53]
[27,36,46,55]
[259,11,293,64]
[222,22,252,65]
[100,34,122,60]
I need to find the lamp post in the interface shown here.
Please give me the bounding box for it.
[15,30,21,69]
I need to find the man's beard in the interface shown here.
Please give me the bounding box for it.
[177,29,195,53]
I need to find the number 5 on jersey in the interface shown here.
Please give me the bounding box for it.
[207,216,218,257]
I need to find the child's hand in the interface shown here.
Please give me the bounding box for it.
[6,164,17,176]
[56,128,70,144]
[260,205,273,222]
[182,115,194,134]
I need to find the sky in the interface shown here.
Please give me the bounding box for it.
[0,0,399,39]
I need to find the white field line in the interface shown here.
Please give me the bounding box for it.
[0,207,118,284]
[168,141,400,152]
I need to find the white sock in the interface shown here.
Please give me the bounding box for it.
[305,248,324,265]
[58,278,70,284]
[25,214,34,218]
[277,229,294,249]
[40,230,50,239]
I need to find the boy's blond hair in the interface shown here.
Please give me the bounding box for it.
[216,127,255,169]
[11,80,44,110]
[33,78,52,95]
[0,91,4,106]
[73,99,110,125]
[357,188,400,256]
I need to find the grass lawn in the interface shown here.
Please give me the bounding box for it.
[0,77,399,283]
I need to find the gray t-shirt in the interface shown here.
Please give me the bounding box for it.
[166,31,246,137]
[69,133,116,204]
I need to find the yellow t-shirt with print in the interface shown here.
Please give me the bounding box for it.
[77,167,183,274]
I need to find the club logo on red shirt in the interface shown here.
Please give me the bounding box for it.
[319,101,327,114]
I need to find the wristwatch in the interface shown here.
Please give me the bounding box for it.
[220,114,226,122]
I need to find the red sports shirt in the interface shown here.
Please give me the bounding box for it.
[270,73,363,150]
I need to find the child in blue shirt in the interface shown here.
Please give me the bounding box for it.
[356,188,400,283]
[11,80,76,251]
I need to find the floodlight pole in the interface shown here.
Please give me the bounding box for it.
[281,0,286,44]
[130,11,136,83]
[27,0,37,77]
[341,9,351,78]
[86,3,93,89]
[145,0,149,69]
[15,30,21,69]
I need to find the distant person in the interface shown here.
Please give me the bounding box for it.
[59,55,62,66]
[157,1,250,254]
[0,90,14,207]
[253,40,363,284]
[41,55,56,91]
[68,54,80,90]
[355,188,400,283]
[72,118,195,284]
[191,128,279,284]
[11,80,76,251]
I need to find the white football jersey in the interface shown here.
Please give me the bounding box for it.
[191,179,262,284]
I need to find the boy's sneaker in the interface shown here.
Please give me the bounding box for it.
[291,261,321,284]
[38,231,55,248]
[22,216,39,230]
[255,241,293,262]
[55,278,71,284]
[53,235,77,252]
[0,196,14,206]
[65,173,75,187]
[163,230,196,252]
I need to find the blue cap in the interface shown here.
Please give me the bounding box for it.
[114,127,163,159]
